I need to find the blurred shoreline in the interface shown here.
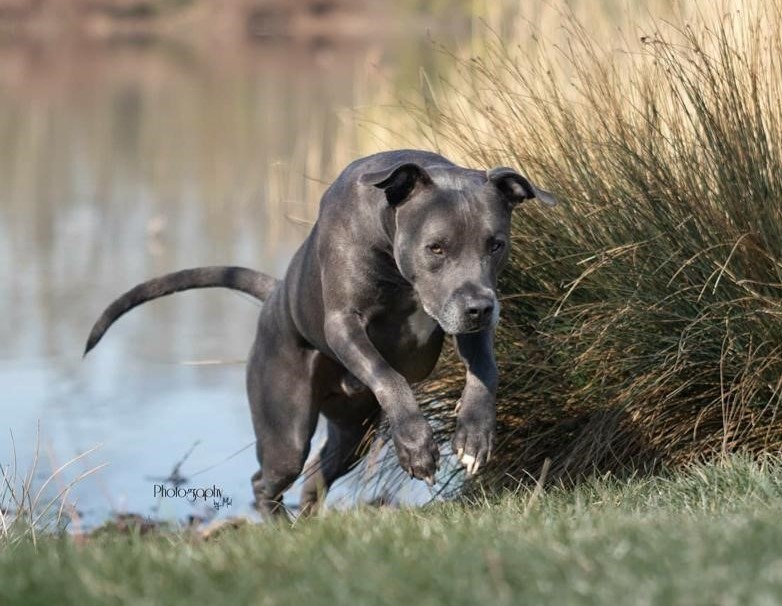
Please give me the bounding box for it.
[0,0,473,106]
[0,1,376,99]
[0,0,388,44]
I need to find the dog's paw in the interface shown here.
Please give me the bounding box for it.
[391,415,440,485]
[452,406,496,476]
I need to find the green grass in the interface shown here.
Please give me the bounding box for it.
[3,457,782,605]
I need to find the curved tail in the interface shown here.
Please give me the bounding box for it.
[84,266,279,356]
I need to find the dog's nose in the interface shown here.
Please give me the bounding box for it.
[465,297,495,322]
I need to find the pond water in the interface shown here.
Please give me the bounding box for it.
[0,8,466,529]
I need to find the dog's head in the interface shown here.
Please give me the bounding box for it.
[360,161,558,335]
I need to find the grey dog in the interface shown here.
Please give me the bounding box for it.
[84,149,557,518]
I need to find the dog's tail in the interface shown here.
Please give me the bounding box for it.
[84,266,279,357]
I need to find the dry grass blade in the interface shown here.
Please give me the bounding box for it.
[1,431,106,544]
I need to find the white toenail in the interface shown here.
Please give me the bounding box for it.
[462,454,475,469]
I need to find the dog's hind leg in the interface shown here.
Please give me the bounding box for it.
[299,412,379,516]
[247,329,319,521]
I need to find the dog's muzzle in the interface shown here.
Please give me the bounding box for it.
[435,291,499,335]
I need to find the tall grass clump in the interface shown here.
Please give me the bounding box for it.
[398,1,782,492]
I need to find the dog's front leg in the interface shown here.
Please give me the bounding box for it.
[324,312,439,483]
[452,329,498,475]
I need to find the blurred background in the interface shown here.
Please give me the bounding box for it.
[0,0,682,528]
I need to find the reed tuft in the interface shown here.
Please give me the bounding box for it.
[390,0,782,492]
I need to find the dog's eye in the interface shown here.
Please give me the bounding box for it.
[427,243,444,255]
[489,239,505,254]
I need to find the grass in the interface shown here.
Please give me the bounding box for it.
[1,428,105,546]
[364,0,782,493]
[2,456,782,605]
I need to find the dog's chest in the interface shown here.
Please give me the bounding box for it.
[370,305,441,382]
[402,306,439,348]
[368,301,441,369]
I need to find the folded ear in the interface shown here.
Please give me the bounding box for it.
[487,167,559,208]
[359,162,433,206]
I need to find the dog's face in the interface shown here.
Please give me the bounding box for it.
[361,163,557,335]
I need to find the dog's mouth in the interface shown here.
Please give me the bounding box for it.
[420,301,454,334]
[443,320,494,336]
[425,308,497,336]
[422,297,500,336]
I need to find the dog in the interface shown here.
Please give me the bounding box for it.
[84,149,558,518]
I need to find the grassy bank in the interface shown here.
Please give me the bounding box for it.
[2,457,782,605]
[373,0,782,492]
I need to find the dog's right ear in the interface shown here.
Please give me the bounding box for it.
[359,162,433,206]
[487,167,559,208]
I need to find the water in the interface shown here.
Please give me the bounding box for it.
[0,10,465,529]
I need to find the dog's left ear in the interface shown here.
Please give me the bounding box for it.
[487,167,559,208]
[360,162,433,206]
